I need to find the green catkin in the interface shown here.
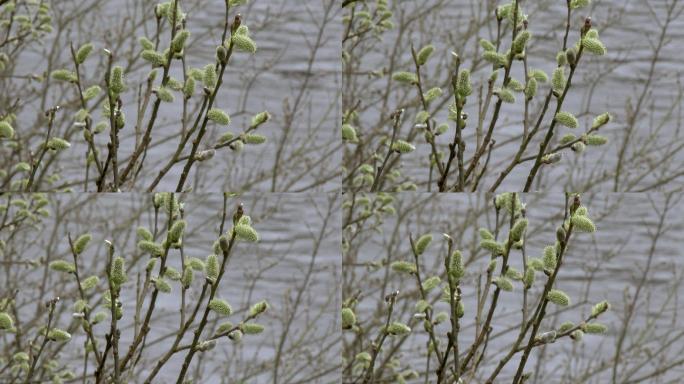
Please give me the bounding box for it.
[231,33,257,53]
[555,111,578,128]
[0,121,14,139]
[497,87,515,103]
[416,44,434,65]
[342,124,358,142]
[141,50,166,67]
[571,214,596,233]
[421,276,441,292]
[47,137,71,151]
[51,69,77,82]
[583,322,607,334]
[111,256,126,286]
[241,323,265,334]
[512,30,531,53]
[506,267,523,280]
[386,322,411,336]
[479,38,495,52]
[83,85,101,101]
[250,300,269,316]
[168,220,186,243]
[183,77,195,99]
[508,78,525,92]
[81,275,99,291]
[415,110,430,124]
[139,36,154,50]
[138,240,163,257]
[392,71,418,84]
[424,87,443,102]
[207,108,231,125]
[110,66,124,94]
[547,289,570,306]
[510,218,528,242]
[154,277,171,293]
[416,300,430,312]
[50,260,75,273]
[560,133,576,144]
[523,268,535,288]
[559,321,575,333]
[342,307,356,329]
[181,267,193,288]
[73,234,91,255]
[356,352,372,363]
[234,224,259,242]
[592,112,611,128]
[392,140,415,153]
[164,266,181,280]
[585,134,608,146]
[244,134,266,144]
[209,299,232,316]
[529,69,548,83]
[483,51,507,67]
[76,43,94,64]
[48,329,71,342]
[556,51,567,66]
[188,257,205,271]
[136,227,153,241]
[582,37,606,55]
[524,77,537,99]
[146,258,157,273]
[414,234,432,255]
[391,261,417,274]
[216,322,234,334]
[571,0,591,9]
[480,239,504,256]
[493,277,513,292]
[449,250,464,280]
[479,228,494,240]
[171,30,190,53]
[543,245,557,270]
[592,300,610,316]
[203,63,217,90]
[456,69,472,98]
[552,67,565,93]
[251,111,271,126]
[155,87,174,102]
[206,254,219,283]
[434,312,449,324]
[13,352,29,362]
[572,142,586,153]
[0,312,13,330]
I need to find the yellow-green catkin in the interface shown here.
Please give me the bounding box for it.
[416,44,434,66]
[234,224,259,242]
[391,261,417,274]
[48,329,71,342]
[231,30,257,54]
[138,240,163,257]
[555,111,578,128]
[111,256,126,287]
[0,312,14,330]
[480,239,504,256]
[241,322,265,334]
[456,69,472,98]
[414,234,432,255]
[543,245,557,270]
[342,307,356,329]
[250,300,269,316]
[510,218,528,242]
[571,214,595,233]
[73,233,92,255]
[181,267,194,288]
[110,66,125,94]
[50,260,75,273]
[207,108,231,125]
[386,322,411,336]
[342,124,358,142]
[421,276,441,292]
[493,277,514,291]
[209,299,232,316]
[392,71,418,84]
[154,277,171,293]
[0,121,14,139]
[206,254,219,283]
[141,50,166,67]
[391,140,415,153]
[76,43,94,64]
[80,275,99,291]
[547,289,570,306]
[591,300,610,316]
[203,63,217,90]
[168,220,186,243]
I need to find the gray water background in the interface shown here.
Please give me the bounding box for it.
[347,192,684,383]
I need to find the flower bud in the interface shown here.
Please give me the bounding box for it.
[141,50,166,67]
[555,111,578,128]
[479,228,494,240]
[512,30,531,54]
[480,240,504,256]
[231,33,257,54]
[138,240,163,257]
[241,323,265,334]
[591,300,610,316]
[48,329,71,342]
[496,87,515,103]
[416,44,435,66]
[234,224,258,242]
[168,220,186,243]
[571,214,595,233]
[0,312,13,330]
[386,322,411,336]
[582,37,606,55]
[80,275,99,291]
[250,300,269,316]
[49,260,75,273]
[46,137,71,151]
[582,322,607,334]
[392,140,415,153]
[209,299,232,316]
[207,108,231,125]
[51,69,77,82]
[392,71,418,84]
[76,43,94,64]
[456,69,472,98]
[547,289,570,306]
[552,67,565,94]
[0,121,14,139]
[203,63,217,90]
[523,268,535,289]
[493,277,513,291]
[391,261,416,274]
[154,277,171,293]
[73,233,91,255]
[342,307,356,329]
[479,39,495,52]
[111,256,126,287]
[510,218,528,242]
[205,254,219,283]
[421,276,441,292]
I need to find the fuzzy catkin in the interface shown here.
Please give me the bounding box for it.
[414,234,432,255]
